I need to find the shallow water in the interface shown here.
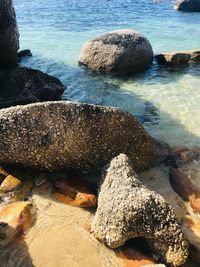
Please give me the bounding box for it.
[14,0,200,147]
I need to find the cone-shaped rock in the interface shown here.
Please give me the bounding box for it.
[92,154,188,266]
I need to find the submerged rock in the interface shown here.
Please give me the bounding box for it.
[53,178,97,208]
[0,0,19,68]
[176,0,200,12]
[0,67,65,108]
[170,160,200,214]
[155,50,200,66]
[79,29,153,74]
[0,101,169,172]
[92,154,188,266]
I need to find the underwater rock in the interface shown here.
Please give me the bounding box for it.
[92,154,188,266]
[0,174,32,203]
[0,201,34,232]
[0,0,19,68]
[155,50,200,66]
[0,101,169,172]
[143,101,160,125]
[176,0,200,12]
[0,67,65,108]
[53,178,97,208]
[170,159,200,214]
[169,146,200,167]
[79,29,153,74]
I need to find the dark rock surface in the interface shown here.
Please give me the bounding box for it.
[0,101,169,171]
[17,50,32,61]
[176,0,200,12]
[0,67,65,108]
[155,50,200,66]
[79,29,153,74]
[92,154,188,266]
[0,0,19,68]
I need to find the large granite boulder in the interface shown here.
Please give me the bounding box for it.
[92,154,188,266]
[0,67,65,108]
[0,101,169,171]
[176,0,200,12]
[0,0,19,68]
[156,50,200,66]
[79,29,153,74]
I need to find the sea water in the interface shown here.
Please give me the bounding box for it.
[8,2,200,266]
[14,0,200,147]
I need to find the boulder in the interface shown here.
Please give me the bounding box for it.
[176,0,200,12]
[79,29,153,74]
[0,67,65,108]
[17,49,32,61]
[0,101,169,172]
[0,0,19,68]
[92,154,188,266]
[155,50,200,66]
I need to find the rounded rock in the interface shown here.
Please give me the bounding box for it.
[79,29,153,74]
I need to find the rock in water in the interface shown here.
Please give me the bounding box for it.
[0,67,65,108]
[0,101,169,172]
[176,0,200,12]
[156,50,200,66]
[0,0,19,68]
[79,29,153,74]
[92,154,188,266]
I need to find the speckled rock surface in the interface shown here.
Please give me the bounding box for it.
[156,50,200,66]
[0,0,19,68]
[79,29,153,74]
[92,154,188,266]
[0,67,65,108]
[0,101,168,171]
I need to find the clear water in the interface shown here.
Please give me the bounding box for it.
[14,0,200,147]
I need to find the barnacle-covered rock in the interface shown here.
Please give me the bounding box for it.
[92,154,188,266]
[0,101,169,172]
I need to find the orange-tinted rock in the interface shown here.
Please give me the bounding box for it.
[189,195,200,213]
[182,216,200,263]
[0,175,32,203]
[0,175,22,193]
[0,202,34,233]
[117,246,156,267]
[54,178,97,208]
[53,191,97,208]
[170,166,200,213]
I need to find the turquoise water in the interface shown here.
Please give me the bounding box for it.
[14,0,200,147]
